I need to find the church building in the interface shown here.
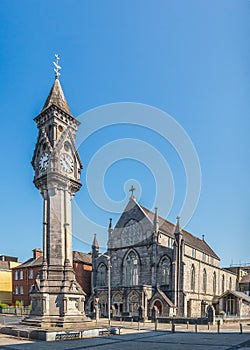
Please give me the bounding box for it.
[90,194,237,319]
[26,56,246,323]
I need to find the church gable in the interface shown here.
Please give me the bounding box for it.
[31,127,52,170]
[110,198,154,249]
[149,288,175,317]
[55,128,83,170]
[150,288,175,307]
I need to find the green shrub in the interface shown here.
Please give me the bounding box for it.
[0,303,8,312]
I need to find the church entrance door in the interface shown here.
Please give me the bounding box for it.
[153,300,163,315]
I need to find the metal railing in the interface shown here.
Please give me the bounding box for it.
[0,307,30,316]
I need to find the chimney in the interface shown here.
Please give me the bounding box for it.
[33,248,42,259]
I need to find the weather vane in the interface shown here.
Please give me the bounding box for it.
[53,54,61,78]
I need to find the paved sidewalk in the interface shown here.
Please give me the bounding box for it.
[0,330,250,350]
[0,319,250,350]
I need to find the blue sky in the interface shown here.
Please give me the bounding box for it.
[0,1,249,266]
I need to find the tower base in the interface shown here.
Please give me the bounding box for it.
[23,268,91,328]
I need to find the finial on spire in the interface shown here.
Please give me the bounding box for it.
[174,216,182,235]
[129,185,136,199]
[53,54,61,78]
[154,207,159,234]
[108,218,113,230]
[92,233,99,250]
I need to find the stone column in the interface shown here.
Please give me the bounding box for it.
[41,189,48,280]
[43,190,48,261]
[64,188,70,264]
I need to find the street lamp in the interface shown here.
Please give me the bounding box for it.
[98,253,111,325]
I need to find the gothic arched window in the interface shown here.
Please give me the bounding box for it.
[161,257,171,286]
[97,263,107,286]
[191,265,195,292]
[213,272,216,295]
[122,219,143,245]
[125,251,139,286]
[229,277,232,290]
[221,274,225,293]
[203,269,207,293]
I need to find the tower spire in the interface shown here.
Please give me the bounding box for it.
[92,233,99,250]
[41,54,71,115]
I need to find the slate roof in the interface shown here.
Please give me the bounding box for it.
[15,252,92,269]
[73,251,92,265]
[14,256,43,269]
[41,77,71,115]
[220,290,250,303]
[156,288,175,307]
[140,204,220,260]
[239,274,250,284]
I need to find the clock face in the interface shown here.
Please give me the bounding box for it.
[39,153,49,171]
[60,153,74,173]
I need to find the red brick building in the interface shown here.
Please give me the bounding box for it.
[73,251,92,296]
[12,249,92,306]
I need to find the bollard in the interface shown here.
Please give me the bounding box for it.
[155,318,158,331]
[217,320,220,334]
[131,317,133,325]
[138,320,140,331]
[208,322,210,330]
[186,321,189,329]
[195,323,198,333]
[239,323,242,334]
[171,319,175,333]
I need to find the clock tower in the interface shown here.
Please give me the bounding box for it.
[25,56,89,327]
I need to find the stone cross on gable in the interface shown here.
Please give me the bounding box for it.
[129,185,136,198]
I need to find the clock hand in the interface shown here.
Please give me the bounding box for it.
[65,158,73,169]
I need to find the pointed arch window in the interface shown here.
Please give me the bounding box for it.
[125,251,139,286]
[221,275,225,293]
[203,269,207,293]
[191,265,195,292]
[229,277,232,290]
[97,263,107,286]
[161,257,171,286]
[213,272,216,295]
